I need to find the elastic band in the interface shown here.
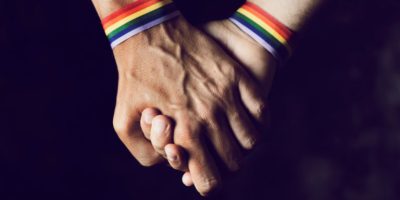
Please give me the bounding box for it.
[229,2,294,62]
[102,0,179,48]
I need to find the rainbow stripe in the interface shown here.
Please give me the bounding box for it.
[230,2,293,62]
[102,0,179,48]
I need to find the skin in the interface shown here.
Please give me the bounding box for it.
[139,0,324,190]
[139,19,275,186]
[112,17,266,195]
[92,0,323,196]
[248,0,324,31]
[91,0,269,196]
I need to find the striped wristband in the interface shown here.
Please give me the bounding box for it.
[102,0,180,49]
[229,2,294,62]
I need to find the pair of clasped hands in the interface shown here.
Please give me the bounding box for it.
[114,18,275,196]
[92,0,286,196]
[92,0,323,195]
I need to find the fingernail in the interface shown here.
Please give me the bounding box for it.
[153,119,167,135]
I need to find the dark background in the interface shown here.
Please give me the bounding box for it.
[1,0,399,199]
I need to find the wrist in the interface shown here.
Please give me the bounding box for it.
[229,1,293,63]
[99,0,180,48]
[202,20,276,86]
[248,0,323,31]
[92,0,137,18]
[113,16,190,70]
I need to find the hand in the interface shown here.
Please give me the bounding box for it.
[112,16,265,196]
[139,19,277,187]
[201,20,277,92]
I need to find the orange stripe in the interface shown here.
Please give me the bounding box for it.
[242,6,289,39]
[243,3,291,39]
[102,0,149,24]
[102,0,159,29]
[242,4,291,38]
[244,2,289,31]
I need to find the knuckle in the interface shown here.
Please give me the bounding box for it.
[176,129,198,145]
[213,85,231,100]
[230,110,240,120]
[220,62,237,82]
[153,144,166,155]
[196,105,222,128]
[135,151,162,167]
[204,120,218,131]
[204,77,234,101]
[112,119,131,137]
[198,177,220,196]
[254,103,267,120]
[218,84,234,100]
[242,137,257,150]
[170,159,184,170]
[196,102,216,121]
[137,157,159,167]
[201,116,219,131]
[175,126,200,146]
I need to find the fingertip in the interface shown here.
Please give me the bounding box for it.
[227,98,262,150]
[150,115,174,156]
[142,108,159,125]
[165,144,188,171]
[182,172,193,187]
[165,144,179,162]
[140,108,160,140]
[151,115,172,136]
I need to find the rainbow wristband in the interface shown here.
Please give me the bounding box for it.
[102,0,180,48]
[229,2,293,62]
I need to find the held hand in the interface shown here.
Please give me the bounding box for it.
[112,16,264,196]
[201,19,276,126]
[139,19,277,189]
[202,19,277,93]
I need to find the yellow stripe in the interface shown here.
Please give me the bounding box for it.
[237,8,288,46]
[105,1,171,35]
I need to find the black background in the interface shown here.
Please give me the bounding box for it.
[1,0,400,199]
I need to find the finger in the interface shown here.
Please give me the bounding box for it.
[150,115,174,156]
[165,143,188,171]
[113,107,163,166]
[238,74,269,126]
[227,89,261,150]
[205,111,243,171]
[174,113,221,196]
[182,172,194,187]
[140,108,160,140]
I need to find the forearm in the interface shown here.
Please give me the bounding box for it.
[248,0,324,31]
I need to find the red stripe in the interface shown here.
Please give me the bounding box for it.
[102,0,158,28]
[243,2,292,38]
[242,5,290,39]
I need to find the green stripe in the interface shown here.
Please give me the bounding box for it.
[234,12,282,50]
[233,12,290,60]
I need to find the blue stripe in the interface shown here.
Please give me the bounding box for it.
[231,13,289,60]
